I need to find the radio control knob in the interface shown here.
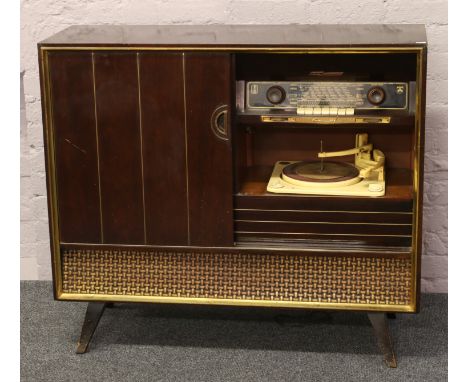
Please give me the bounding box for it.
[367,86,386,105]
[266,86,286,105]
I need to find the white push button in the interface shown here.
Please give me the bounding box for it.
[345,108,355,115]
[313,107,322,115]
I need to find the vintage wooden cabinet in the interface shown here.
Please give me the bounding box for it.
[39,25,426,366]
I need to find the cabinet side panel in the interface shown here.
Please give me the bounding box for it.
[413,47,427,312]
[185,53,234,246]
[139,53,189,245]
[94,52,145,244]
[48,52,102,243]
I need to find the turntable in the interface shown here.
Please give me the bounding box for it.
[267,133,385,196]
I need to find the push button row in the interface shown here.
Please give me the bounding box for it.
[297,107,355,116]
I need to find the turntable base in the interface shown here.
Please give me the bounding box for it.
[282,161,362,188]
[267,161,386,196]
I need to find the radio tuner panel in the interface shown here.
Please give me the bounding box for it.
[246,81,408,112]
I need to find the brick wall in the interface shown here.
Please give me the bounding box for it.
[20,0,448,292]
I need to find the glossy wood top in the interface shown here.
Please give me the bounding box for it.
[39,25,427,47]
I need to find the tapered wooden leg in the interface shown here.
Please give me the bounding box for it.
[76,302,108,354]
[368,312,397,368]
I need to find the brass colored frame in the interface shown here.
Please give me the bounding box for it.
[60,294,415,313]
[60,242,412,255]
[39,45,425,313]
[260,115,392,124]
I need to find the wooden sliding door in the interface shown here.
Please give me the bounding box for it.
[47,50,234,247]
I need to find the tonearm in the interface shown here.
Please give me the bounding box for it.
[318,133,385,181]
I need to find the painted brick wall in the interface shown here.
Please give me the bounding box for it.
[20,0,448,292]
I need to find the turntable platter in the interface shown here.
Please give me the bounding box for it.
[281,161,361,188]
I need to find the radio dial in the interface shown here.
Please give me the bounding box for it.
[266,86,286,105]
[367,86,386,105]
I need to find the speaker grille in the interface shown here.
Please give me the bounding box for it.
[62,249,412,306]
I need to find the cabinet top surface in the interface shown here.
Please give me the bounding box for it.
[39,24,427,47]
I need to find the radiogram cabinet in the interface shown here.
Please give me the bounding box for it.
[39,25,426,363]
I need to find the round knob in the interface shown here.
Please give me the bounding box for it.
[367,86,386,105]
[266,86,286,105]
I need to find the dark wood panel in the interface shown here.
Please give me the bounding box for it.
[249,129,413,170]
[139,52,188,245]
[185,53,233,246]
[94,52,145,244]
[235,232,412,248]
[236,192,413,213]
[236,53,418,82]
[236,195,413,213]
[235,210,413,224]
[48,52,101,243]
[235,221,412,236]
